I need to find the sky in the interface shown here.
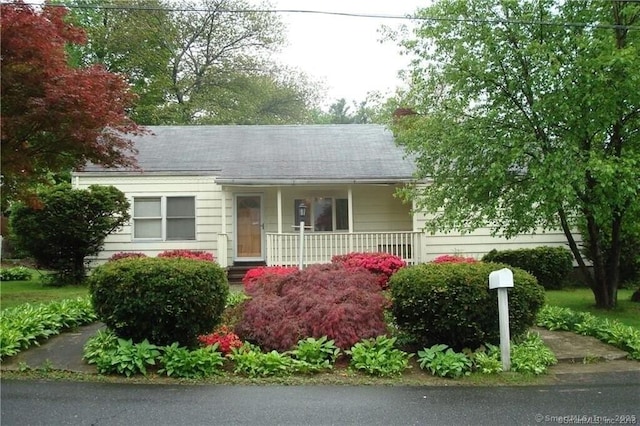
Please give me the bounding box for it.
[269,0,427,106]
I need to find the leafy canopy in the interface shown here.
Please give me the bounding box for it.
[392,0,640,308]
[61,0,321,124]
[0,2,142,206]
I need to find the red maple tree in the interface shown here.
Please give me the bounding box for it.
[1,1,143,205]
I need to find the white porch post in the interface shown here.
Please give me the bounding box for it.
[217,190,228,268]
[277,187,282,265]
[412,198,423,264]
[348,185,354,253]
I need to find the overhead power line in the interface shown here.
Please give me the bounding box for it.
[9,1,640,31]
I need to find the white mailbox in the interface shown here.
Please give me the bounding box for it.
[489,267,514,371]
[489,268,514,289]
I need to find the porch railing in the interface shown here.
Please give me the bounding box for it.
[266,231,422,267]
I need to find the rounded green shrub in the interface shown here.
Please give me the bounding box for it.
[482,246,573,289]
[389,262,545,351]
[88,257,229,347]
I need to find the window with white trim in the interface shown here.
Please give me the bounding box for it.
[294,197,349,232]
[133,196,196,240]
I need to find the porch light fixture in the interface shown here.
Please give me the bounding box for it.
[298,202,307,221]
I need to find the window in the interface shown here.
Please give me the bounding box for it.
[133,196,195,240]
[294,197,349,232]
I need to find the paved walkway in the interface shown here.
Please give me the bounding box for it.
[2,323,639,382]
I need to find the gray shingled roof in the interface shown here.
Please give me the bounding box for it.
[82,125,416,184]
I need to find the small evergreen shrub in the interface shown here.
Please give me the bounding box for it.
[88,257,229,347]
[482,246,573,289]
[389,262,545,350]
[236,263,388,351]
[331,252,406,289]
[242,266,297,293]
[108,252,147,261]
[157,249,216,262]
[432,254,478,264]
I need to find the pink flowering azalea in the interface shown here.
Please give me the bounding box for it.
[331,252,406,289]
[432,254,478,264]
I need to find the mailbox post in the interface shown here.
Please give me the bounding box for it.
[489,268,514,371]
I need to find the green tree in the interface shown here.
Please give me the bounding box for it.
[10,185,130,285]
[392,0,640,308]
[60,0,175,125]
[327,98,354,124]
[63,0,319,124]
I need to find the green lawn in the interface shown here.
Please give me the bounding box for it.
[545,288,640,329]
[0,271,89,310]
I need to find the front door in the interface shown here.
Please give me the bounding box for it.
[235,195,263,259]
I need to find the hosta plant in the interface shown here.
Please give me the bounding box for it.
[0,266,32,281]
[510,332,557,375]
[290,336,340,373]
[0,297,96,359]
[229,343,298,377]
[472,344,502,374]
[347,336,412,377]
[417,344,472,379]
[159,343,224,379]
[83,329,119,365]
[85,337,161,377]
[537,305,640,360]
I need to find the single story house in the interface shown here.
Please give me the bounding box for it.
[73,124,571,278]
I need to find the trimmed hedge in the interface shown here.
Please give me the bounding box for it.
[88,257,228,347]
[389,262,545,350]
[482,246,573,289]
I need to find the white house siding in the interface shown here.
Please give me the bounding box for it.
[413,211,581,261]
[73,174,221,266]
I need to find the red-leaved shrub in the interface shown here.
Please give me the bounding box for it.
[108,252,147,261]
[331,252,406,289]
[157,249,215,262]
[236,263,389,351]
[432,254,478,264]
[198,325,243,355]
[242,266,298,293]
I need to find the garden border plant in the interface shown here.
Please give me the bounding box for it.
[0,297,96,359]
[537,305,640,360]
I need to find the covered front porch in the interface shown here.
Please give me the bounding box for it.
[218,183,420,269]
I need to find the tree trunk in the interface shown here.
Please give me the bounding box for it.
[73,255,86,285]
